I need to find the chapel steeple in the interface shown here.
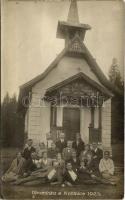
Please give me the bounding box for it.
[56,0,91,47]
[67,0,79,24]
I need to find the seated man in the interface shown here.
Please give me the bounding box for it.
[63,162,78,186]
[47,142,59,160]
[99,151,115,179]
[70,150,80,172]
[79,153,100,182]
[79,159,92,180]
[2,152,25,182]
[22,139,36,160]
[62,141,74,162]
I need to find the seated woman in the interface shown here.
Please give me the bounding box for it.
[70,150,80,172]
[62,162,78,186]
[99,151,117,184]
[39,151,52,171]
[36,142,46,159]
[2,152,25,182]
[47,153,65,185]
[79,144,91,161]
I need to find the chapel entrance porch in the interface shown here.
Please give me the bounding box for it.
[45,73,112,146]
[49,105,102,144]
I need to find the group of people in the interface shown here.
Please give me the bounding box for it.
[2,132,117,186]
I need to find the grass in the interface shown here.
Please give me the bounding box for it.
[1,177,124,199]
[0,143,124,199]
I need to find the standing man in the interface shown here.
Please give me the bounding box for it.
[62,141,74,162]
[72,133,85,157]
[55,132,67,153]
[91,143,103,164]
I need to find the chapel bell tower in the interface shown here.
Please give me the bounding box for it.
[56,0,91,47]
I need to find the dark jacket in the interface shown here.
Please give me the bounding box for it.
[63,170,78,184]
[72,139,85,156]
[62,147,74,161]
[86,159,100,177]
[47,148,59,159]
[55,140,67,153]
[70,158,80,172]
[23,158,37,174]
[22,146,36,160]
[91,148,103,163]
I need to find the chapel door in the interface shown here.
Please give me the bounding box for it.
[63,107,80,141]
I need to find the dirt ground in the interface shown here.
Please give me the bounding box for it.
[1,143,124,199]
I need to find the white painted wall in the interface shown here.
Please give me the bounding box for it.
[102,98,111,150]
[28,97,51,144]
